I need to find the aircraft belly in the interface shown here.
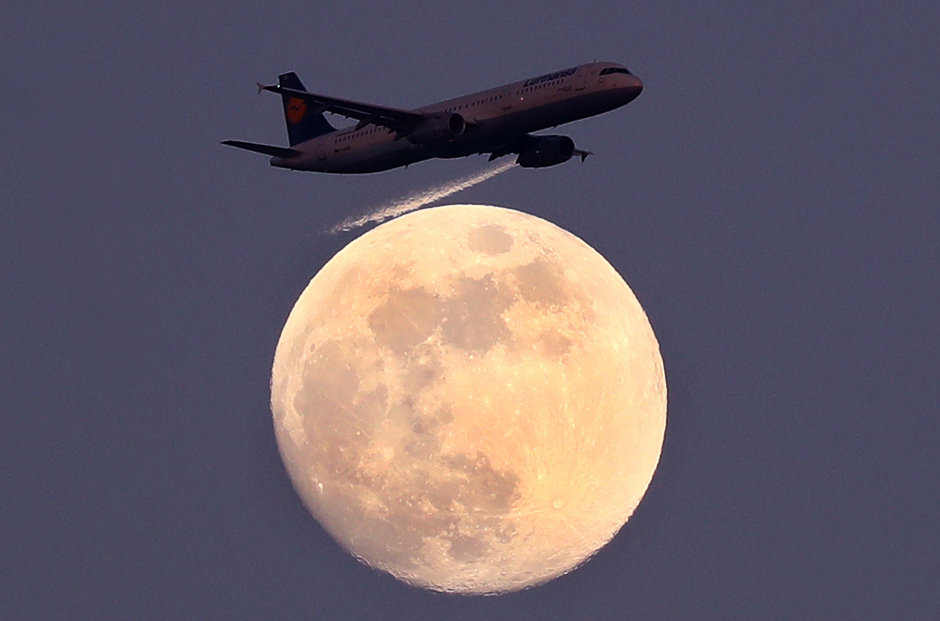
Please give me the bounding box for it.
[320,140,429,174]
[509,91,626,132]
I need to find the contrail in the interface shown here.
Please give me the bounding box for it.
[328,158,516,234]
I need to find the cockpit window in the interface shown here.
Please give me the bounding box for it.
[599,67,632,76]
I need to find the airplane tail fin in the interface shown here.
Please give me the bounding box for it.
[278,72,335,146]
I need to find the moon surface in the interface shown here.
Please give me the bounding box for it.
[271,204,666,594]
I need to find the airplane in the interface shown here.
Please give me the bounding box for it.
[222,62,643,174]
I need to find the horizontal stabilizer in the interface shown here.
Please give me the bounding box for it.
[221,140,301,158]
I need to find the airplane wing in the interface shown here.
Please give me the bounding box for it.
[258,83,424,131]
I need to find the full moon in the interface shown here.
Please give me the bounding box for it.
[271,204,666,594]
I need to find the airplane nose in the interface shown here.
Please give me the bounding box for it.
[625,75,643,101]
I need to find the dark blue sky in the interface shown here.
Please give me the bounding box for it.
[3,1,938,619]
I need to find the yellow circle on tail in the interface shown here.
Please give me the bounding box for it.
[286,97,307,124]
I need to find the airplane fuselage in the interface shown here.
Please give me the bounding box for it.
[270,62,642,174]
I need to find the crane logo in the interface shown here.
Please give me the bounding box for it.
[286,97,307,125]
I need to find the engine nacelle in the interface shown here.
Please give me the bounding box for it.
[516,135,575,168]
[407,113,466,144]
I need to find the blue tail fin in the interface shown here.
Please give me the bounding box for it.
[278,72,335,146]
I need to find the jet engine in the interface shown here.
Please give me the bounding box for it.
[408,113,466,144]
[516,135,575,168]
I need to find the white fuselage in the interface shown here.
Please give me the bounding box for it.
[271,62,642,174]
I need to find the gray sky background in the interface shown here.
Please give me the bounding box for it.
[3,1,938,619]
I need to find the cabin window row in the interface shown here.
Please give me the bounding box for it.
[443,94,503,113]
[335,126,386,143]
[517,79,564,95]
